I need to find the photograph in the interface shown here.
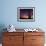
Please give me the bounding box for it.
[17,7,35,22]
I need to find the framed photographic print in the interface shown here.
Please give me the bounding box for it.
[17,7,35,22]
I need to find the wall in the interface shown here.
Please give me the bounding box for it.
[0,0,46,29]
